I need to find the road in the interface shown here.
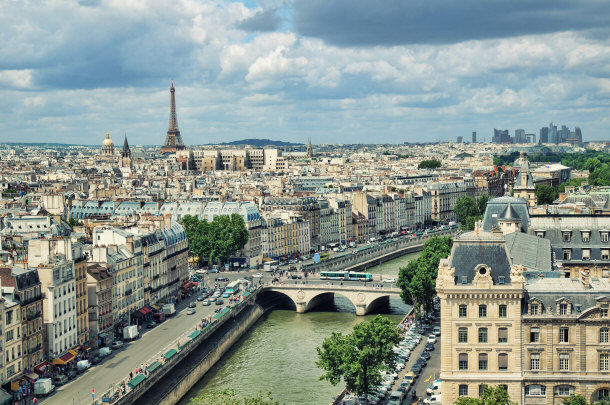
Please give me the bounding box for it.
[46,272,248,405]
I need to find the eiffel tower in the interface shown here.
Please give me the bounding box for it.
[160,83,186,154]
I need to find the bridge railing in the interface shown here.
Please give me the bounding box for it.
[261,283,401,294]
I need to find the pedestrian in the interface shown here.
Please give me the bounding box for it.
[130,371,133,379]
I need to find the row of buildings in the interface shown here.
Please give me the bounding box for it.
[0,222,188,388]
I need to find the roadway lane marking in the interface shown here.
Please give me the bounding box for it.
[424,375,431,382]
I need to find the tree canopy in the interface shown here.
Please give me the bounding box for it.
[453,196,485,231]
[181,214,249,264]
[397,237,452,319]
[455,385,517,405]
[316,315,401,398]
[190,389,279,405]
[418,159,442,169]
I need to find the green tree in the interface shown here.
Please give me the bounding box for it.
[397,237,452,319]
[455,385,517,405]
[562,394,588,405]
[418,159,442,169]
[536,184,559,204]
[464,215,481,231]
[181,214,249,265]
[453,196,479,225]
[65,218,83,230]
[316,315,401,398]
[190,389,279,405]
[477,195,489,215]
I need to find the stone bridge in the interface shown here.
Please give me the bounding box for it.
[259,284,402,316]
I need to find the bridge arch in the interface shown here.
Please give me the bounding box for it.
[255,289,297,311]
[304,291,357,313]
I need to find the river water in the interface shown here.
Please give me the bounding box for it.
[179,252,421,405]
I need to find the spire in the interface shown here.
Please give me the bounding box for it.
[161,82,186,153]
[105,132,110,139]
[122,134,130,156]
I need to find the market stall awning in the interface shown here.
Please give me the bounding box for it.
[183,282,193,289]
[163,349,177,361]
[69,349,78,356]
[146,361,161,374]
[242,291,251,298]
[191,282,198,286]
[127,374,147,390]
[188,330,201,340]
[213,312,223,320]
[34,361,52,374]
[24,373,38,380]
[139,307,151,315]
[53,351,76,365]
[152,304,161,310]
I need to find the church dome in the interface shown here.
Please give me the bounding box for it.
[102,132,114,147]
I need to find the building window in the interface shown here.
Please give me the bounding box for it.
[525,384,546,396]
[458,328,468,343]
[582,231,590,242]
[530,353,540,370]
[479,385,488,397]
[536,231,545,238]
[459,353,468,370]
[499,304,507,318]
[602,249,610,260]
[602,232,609,243]
[498,327,508,343]
[562,231,571,242]
[601,328,609,343]
[559,303,568,315]
[530,303,539,315]
[595,389,610,402]
[600,353,609,371]
[478,353,488,370]
[529,327,540,343]
[459,305,467,318]
[498,353,508,370]
[479,305,487,318]
[559,353,570,370]
[478,328,488,343]
[559,327,569,343]
[555,385,574,396]
[563,249,572,260]
[582,248,591,260]
[602,305,609,317]
[459,385,468,397]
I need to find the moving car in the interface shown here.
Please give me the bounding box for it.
[188,302,197,308]
[425,342,435,351]
[187,308,196,315]
[146,321,157,329]
[202,299,211,306]
[215,277,229,282]
[253,273,264,278]
[383,277,397,283]
[432,326,441,336]
[215,299,224,305]
[290,274,302,279]
[111,341,124,349]
[427,334,437,344]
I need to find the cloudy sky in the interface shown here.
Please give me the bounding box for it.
[1,0,610,145]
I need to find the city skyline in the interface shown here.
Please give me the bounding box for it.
[1,1,610,145]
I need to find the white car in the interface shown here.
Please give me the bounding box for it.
[383,277,397,283]
[427,335,437,344]
[253,273,264,278]
[433,326,441,336]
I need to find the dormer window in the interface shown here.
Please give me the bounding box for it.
[601,231,609,243]
[559,303,568,315]
[562,231,571,242]
[557,300,572,316]
[581,231,590,242]
[530,302,540,315]
[601,304,609,318]
[535,230,545,238]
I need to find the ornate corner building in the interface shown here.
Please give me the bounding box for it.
[437,230,610,405]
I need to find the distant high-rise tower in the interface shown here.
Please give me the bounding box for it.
[457,136,463,143]
[306,138,313,158]
[161,83,186,154]
[472,132,477,143]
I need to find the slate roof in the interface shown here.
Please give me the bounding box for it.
[504,232,552,272]
[525,277,610,315]
[500,203,520,220]
[449,231,513,285]
[482,196,530,232]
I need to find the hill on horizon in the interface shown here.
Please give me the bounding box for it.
[212,138,303,147]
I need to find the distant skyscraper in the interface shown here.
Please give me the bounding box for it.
[515,129,526,144]
[457,136,463,143]
[472,132,477,143]
[492,129,511,144]
[539,127,549,144]
[575,127,583,145]
[306,138,313,158]
[161,83,186,154]
[549,122,558,144]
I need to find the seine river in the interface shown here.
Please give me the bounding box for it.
[179,252,420,405]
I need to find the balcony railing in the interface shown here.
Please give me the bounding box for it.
[124,290,132,296]
[26,311,41,321]
[28,345,41,354]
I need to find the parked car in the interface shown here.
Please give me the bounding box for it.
[216,299,224,305]
[111,341,124,350]
[146,321,157,329]
[99,347,112,357]
[66,369,78,380]
[53,375,68,386]
[91,355,103,365]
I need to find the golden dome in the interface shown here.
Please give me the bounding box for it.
[102,132,114,146]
